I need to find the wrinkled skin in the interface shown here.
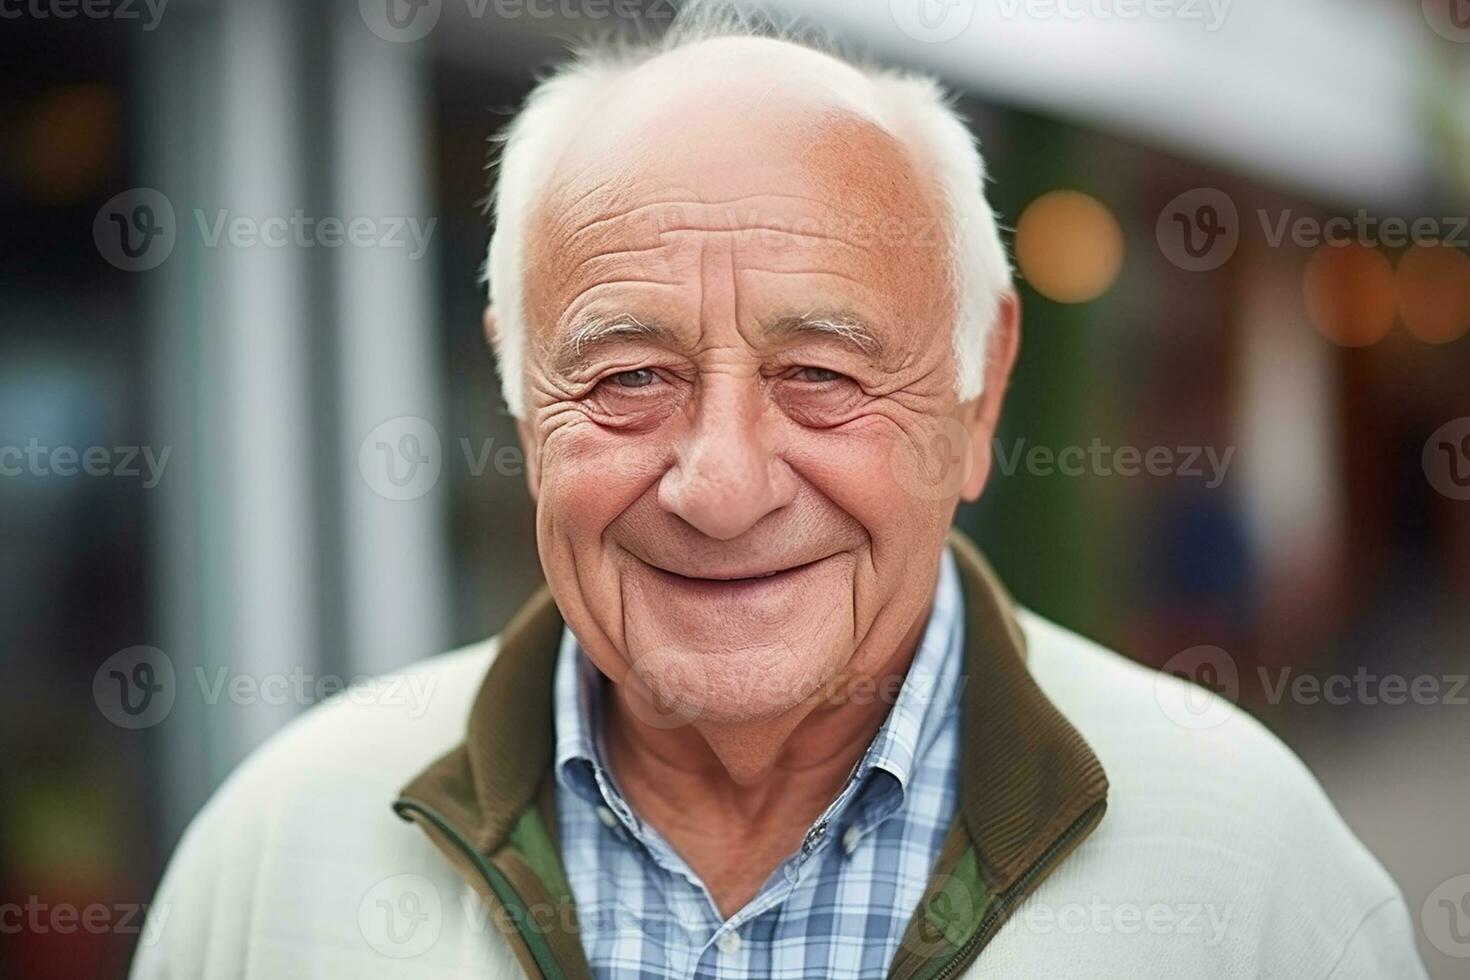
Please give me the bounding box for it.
[490,36,1019,914]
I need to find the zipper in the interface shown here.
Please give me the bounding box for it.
[393,798,567,980]
[929,800,1107,980]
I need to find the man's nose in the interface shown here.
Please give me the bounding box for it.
[657,382,796,540]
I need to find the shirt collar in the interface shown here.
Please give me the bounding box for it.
[552,547,964,817]
[859,546,964,793]
[551,623,615,811]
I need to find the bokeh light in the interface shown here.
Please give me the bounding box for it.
[1014,190,1125,304]
[1302,243,1396,347]
[1394,243,1470,345]
[15,84,119,205]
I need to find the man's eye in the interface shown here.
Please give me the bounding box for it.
[795,367,844,383]
[610,369,658,388]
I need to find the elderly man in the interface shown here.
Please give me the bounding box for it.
[134,11,1427,980]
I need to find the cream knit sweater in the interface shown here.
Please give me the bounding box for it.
[131,611,1427,979]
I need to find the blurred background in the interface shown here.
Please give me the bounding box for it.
[2,0,1468,976]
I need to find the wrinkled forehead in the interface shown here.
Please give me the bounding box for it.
[520,41,951,339]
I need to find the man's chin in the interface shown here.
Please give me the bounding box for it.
[617,632,847,730]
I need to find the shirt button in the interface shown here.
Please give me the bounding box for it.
[716,931,741,955]
[842,825,862,854]
[595,806,617,829]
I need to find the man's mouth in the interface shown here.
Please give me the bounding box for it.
[640,555,829,587]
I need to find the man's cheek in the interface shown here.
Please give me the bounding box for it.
[541,463,617,532]
[538,447,660,541]
[791,430,903,520]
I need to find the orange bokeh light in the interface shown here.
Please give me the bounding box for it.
[1015,190,1125,304]
[1302,244,1396,347]
[1394,244,1470,345]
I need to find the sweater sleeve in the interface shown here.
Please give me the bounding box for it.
[1323,895,1428,980]
[127,790,261,980]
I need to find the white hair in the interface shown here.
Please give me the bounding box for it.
[485,4,1012,418]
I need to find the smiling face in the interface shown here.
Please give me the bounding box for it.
[507,39,1012,731]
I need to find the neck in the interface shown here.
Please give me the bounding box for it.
[602,600,931,884]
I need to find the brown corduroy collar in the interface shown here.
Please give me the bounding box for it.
[397,529,1108,978]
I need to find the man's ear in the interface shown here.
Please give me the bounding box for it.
[959,290,1021,502]
[482,306,500,353]
[516,416,540,501]
[487,305,540,500]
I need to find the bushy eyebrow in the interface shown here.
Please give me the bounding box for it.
[549,308,883,373]
[764,310,884,357]
[550,314,676,373]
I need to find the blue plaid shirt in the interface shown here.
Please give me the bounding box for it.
[552,548,964,979]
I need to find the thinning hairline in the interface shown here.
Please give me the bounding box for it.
[548,309,884,372]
